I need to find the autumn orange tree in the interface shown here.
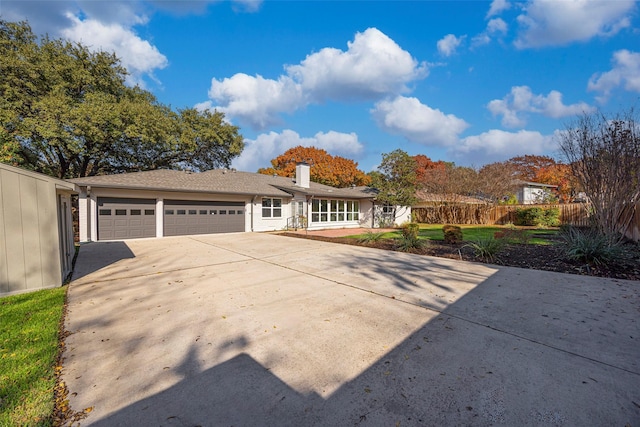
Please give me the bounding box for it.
[413,154,447,183]
[504,155,577,202]
[535,163,577,203]
[257,146,371,188]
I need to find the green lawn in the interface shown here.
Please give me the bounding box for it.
[350,224,558,245]
[0,287,66,426]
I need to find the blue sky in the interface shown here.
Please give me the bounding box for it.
[3,0,639,173]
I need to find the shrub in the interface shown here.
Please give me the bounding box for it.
[401,222,420,240]
[442,225,463,244]
[543,207,561,227]
[515,207,560,227]
[358,231,385,244]
[560,226,624,265]
[395,234,426,252]
[464,236,504,262]
[515,207,543,226]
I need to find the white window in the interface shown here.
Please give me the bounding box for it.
[311,199,359,223]
[262,198,282,218]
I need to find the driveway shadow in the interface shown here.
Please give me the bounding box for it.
[66,235,640,426]
[71,241,135,282]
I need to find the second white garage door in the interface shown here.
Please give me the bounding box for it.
[164,200,245,236]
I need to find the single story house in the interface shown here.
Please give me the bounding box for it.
[71,163,410,242]
[0,163,77,297]
[515,180,558,204]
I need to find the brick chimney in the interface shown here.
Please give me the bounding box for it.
[295,162,310,188]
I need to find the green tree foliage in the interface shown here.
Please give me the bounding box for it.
[370,149,418,207]
[0,20,243,178]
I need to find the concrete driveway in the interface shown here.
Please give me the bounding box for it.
[63,233,639,426]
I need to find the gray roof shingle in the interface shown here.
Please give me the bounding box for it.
[69,169,377,199]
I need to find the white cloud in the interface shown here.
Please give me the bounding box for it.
[487,18,508,34]
[515,0,635,48]
[208,74,305,129]
[588,50,640,103]
[487,0,511,18]
[288,27,427,100]
[453,129,557,164]
[61,14,168,87]
[206,28,427,129]
[437,34,465,57]
[371,96,469,147]
[232,130,364,172]
[472,18,508,47]
[487,86,594,128]
[231,0,263,13]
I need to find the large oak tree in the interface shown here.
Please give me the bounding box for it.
[1,20,243,178]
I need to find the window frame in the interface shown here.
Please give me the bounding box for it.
[262,198,283,218]
[311,198,360,223]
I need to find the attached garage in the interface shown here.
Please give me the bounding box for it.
[164,200,245,236]
[97,198,156,240]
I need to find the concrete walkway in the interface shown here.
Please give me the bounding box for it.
[63,233,639,426]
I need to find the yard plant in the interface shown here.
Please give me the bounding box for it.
[442,225,463,243]
[464,236,505,262]
[560,226,624,266]
[0,287,66,426]
[515,207,560,227]
[358,230,385,244]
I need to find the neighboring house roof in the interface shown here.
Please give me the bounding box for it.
[69,169,377,199]
[515,180,558,189]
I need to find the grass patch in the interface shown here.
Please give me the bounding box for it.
[349,224,558,245]
[0,287,66,426]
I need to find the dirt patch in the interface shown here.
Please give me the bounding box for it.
[279,232,640,281]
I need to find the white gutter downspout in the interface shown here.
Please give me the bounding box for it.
[306,195,314,234]
[251,195,257,232]
[372,199,376,228]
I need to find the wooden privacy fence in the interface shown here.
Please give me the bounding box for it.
[412,202,640,242]
[488,203,591,227]
[617,202,640,242]
[413,203,591,226]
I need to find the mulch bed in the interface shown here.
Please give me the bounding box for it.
[279,232,640,281]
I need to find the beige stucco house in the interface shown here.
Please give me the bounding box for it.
[71,163,411,242]
[0,163,77,297]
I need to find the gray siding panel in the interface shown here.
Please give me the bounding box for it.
[21,174,43,290]
[0,164,75,296]
[2,170,26,293]
[0,172,7,294]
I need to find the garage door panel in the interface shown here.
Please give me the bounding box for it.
[164,200,244,236]
[98,198,156,241]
